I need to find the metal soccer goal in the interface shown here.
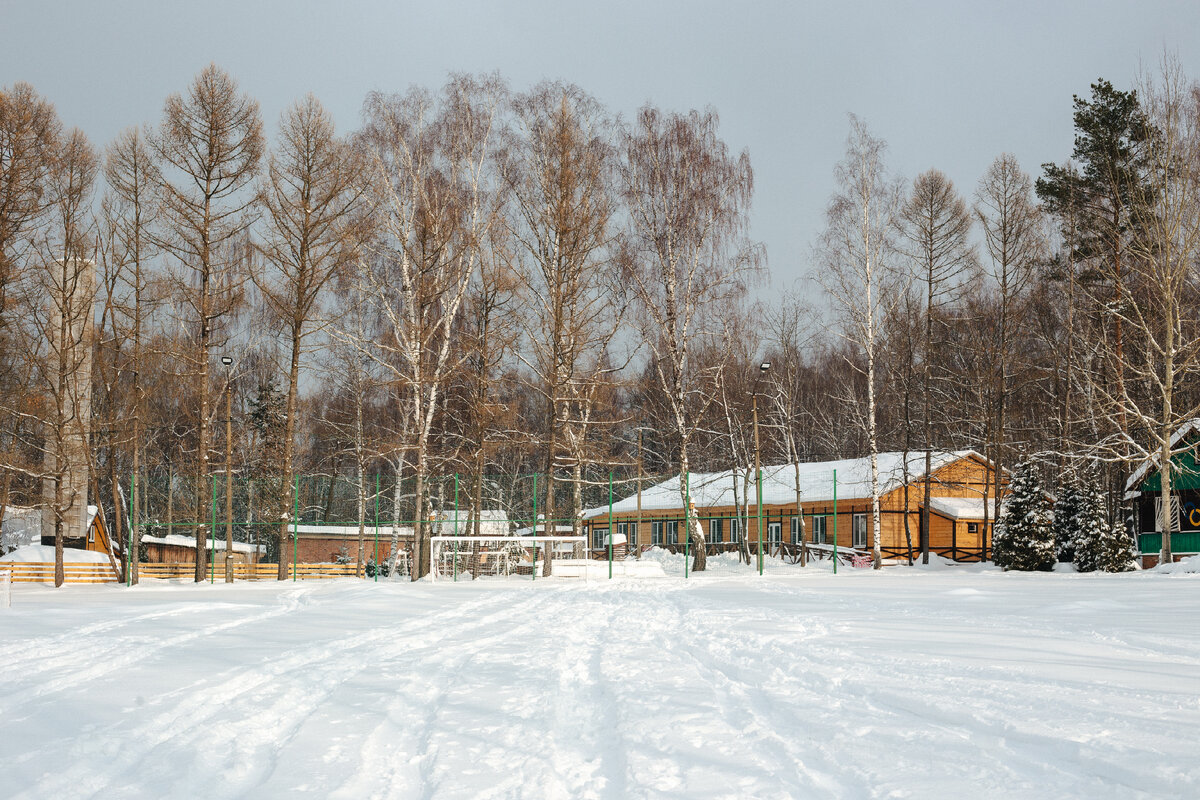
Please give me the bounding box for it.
[429,535,589,581]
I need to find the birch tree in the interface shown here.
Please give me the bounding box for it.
[818,115,903,569]
[1105,59,1200,564]
[360,74,504,579]
[622,105,757,572]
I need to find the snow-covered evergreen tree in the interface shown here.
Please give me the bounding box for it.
[992,460,1056,571]
[1072,481,1135,572]
[1052,478,1083,562]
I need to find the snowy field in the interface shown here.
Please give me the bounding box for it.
[1,556,1198,799]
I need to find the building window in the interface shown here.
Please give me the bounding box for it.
[790,516,803,544]
[618,521,631,546]
[651,521,663,546]
[708,518,723,544]
[967,522,979,534]
[593,526,607,549]
[666,520,679,545]
[812,515,827,544]
[768,521,782,545]
[1154,496,1182,531]
[853,513,868,548]
[729,517,742,542]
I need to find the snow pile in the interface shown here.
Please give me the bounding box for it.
[0,544,111,564]
[637,546,847,576]
[1157,554,1200,575]
[1,570,1197,797]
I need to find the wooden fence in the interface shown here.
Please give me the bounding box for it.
[137,562,362,580]
[0,562,362,584]
[1,562,120,584]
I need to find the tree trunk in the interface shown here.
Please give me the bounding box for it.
[680,447,706,572]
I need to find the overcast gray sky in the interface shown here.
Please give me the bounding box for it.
[4,0,1200,295]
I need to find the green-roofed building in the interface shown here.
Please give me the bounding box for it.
[1125,420,1200,567]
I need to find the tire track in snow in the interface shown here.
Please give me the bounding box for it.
[1,586,317,719]
[0,604,197,668]
[328,588,559,800]
[12,587,520,799]
[662,594,857,798]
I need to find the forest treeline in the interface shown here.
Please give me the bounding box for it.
[3,58,1199,578]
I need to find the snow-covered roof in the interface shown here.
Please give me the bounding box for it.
[515,523,576,536]
[583,450,987,519]
[141,534,265,554]
[292,524,415,538]
[1124,418,1200,496]
[927,497,1000,520]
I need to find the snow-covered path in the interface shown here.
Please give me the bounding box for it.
[1,565,1197,799]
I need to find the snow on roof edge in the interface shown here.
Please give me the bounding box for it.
[583,450,990,518]
[1124,418,1200,494]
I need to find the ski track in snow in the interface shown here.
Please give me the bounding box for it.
[1,569,1198,799]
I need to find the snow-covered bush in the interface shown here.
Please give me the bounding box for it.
[1071,481,1135,572]
[992,460,1056,571]
[1052,478,1083,563]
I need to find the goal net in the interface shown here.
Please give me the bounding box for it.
[429,535,589,581]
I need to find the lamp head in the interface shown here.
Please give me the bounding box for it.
[759,362,771,373]
[220,356,233,366]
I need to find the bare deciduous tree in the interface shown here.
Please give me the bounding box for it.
[501,81,614,575]
[974,154,1043,548]
[153,64,263,581]
[0,83,61,529]
[361,74,505,579]
[901,167,977,564]
[818,115,904,569]
[101,127,160,584]
[258,94,366,580]
[622,105,758,572]
[1105,58,1200,564]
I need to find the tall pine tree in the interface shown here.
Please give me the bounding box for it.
[1052,478,1083,563]
[993,460,1056,571]
[1072,479,1135,572]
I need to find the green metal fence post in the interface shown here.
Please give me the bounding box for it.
[532,473,538,582]
[833,468,838,575]
[210,474,216,584]
[374,474,380,582]
[608,470,614,580]
[293,474,299,582]
[757,467,764,576]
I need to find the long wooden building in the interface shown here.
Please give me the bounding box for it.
[582,450,1005,562]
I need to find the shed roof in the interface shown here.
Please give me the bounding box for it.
[927,497,1001,520]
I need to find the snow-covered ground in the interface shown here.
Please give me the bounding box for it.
[1,559,1197,799]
